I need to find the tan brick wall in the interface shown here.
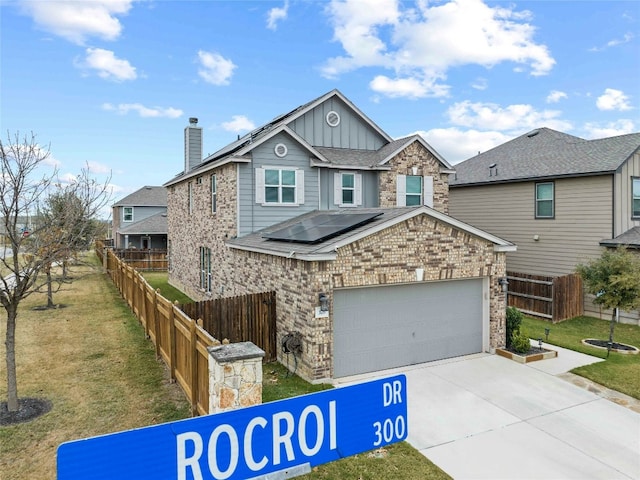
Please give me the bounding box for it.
[167,163,237,299]
[379,141,449,214]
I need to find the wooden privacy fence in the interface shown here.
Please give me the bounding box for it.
[113,248,168,271]
[101,247,215,416]
[506,271,583,322]
[179,292,277,363]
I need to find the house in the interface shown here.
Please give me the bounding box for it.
[164,90,515,381]
[449,127,640,325]
[111,186,168,250]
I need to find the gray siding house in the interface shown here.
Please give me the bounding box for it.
[165,90,515,381]
[449,128,640,324]
[111,186,168,250]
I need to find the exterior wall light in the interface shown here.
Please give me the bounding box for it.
[498,277,509,292]
[319,293,329,312]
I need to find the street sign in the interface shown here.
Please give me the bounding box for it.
[58,374,407,480]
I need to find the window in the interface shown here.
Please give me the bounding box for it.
[123,207,133,222]
[334,172,362,206]
[535,182,554,218]
[633,178,640,218]
[255,167,304,205]
[211,174,217,213]
[199,246,211,293]
[188,181,193,214]
[396,175,434,207]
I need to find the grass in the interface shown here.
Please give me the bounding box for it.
[522,315,640,399]
[262,362,452,480]
[1,264,448,479]
[141,271,193,304]
[0,257,191,480]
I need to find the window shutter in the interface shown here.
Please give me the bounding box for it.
[423,176,434,208]
[334,173,341,205]
[255,168,265,203]
[396,175,406,207]
[296,169,305,205]
[355,173,363,206]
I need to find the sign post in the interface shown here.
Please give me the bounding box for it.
[58,375,407,480]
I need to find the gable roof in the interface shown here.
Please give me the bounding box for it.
[227,207,515,261]
[450,128,640,187]
[116,211,167,235]
[113,186,167,207]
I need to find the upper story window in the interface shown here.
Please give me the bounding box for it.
[334,172,362,207]
[123,207,133,222]
[535,182,554,218]
[255,167,304,205]
[188,181,193,214]
[396,175,434,208]
[211,174,217,213]
[633,177,640,218]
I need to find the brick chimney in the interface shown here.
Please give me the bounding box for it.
[184,117,202,173]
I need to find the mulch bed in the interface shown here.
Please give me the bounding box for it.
[0,398,52,426]
[583,339,638,352]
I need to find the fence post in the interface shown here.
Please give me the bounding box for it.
[153,289,161,359]
[168,303,177,382]
[190,319,199,416]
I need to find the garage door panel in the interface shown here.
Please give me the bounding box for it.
[334,279,484,377]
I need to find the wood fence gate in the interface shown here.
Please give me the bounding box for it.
[506,271,583,322]
[179,292,277,362]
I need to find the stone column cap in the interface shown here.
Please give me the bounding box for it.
[208,341,265,362]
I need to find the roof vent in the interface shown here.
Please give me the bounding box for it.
[527,129,539,138]
[326,111,341,127]
[274,143,288,158]
[489,163,498,177]
[189,117,198,126]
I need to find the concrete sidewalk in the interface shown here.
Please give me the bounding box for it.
[338,346,640,479]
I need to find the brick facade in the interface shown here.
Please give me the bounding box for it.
[168,143,507,381]
[379,141,449,214]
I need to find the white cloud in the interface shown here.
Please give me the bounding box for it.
[583,119,636,139]
[410,128,512,164]
[221,115,256,133]
[102,103,183,118]
[322,0,555,99]
[267,1,289,31]
[590,32,634,52]
[197,50,236,86]
[19,0,134,45]
[596,88,632,111]
[86,161,111,175]
[546,90,567,103]
[471,77,488,91]
[447,100,572,131]
[78,48,137,82]
[370,75,450,99]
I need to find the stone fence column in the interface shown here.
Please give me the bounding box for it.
[208,341,265,414]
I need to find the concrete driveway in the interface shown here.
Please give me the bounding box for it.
[337,346,640,479]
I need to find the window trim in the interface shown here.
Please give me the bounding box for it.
[334,172,362,207]
[632,177,640,219]
[188,181,193,214]
[199,246,212,293]
[535,181,555,219]
[405,175,423,206]
[123,206,134,222]
[255,167,304,206]
[211,174,217,214]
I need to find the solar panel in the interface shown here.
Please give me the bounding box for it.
[263,212,383,244]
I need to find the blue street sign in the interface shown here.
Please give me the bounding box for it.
[57,374,407,480]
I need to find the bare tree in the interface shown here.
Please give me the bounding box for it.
[1,131,111,413]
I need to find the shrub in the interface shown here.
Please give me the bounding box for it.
[505,306,523,348]
[511,328,531,354]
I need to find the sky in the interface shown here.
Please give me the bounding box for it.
[1,0,639,218]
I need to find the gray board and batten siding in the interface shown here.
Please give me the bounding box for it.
[333,278,485,378]
[287,95,387,150]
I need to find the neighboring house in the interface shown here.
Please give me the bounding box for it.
[449,127,640,325]
[165,90,515,381]
[111,186,168,249]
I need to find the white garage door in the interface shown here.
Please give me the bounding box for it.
[333,278,485,378]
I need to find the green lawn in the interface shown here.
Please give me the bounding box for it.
[141,271,193,304]
[522,315,640,399]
